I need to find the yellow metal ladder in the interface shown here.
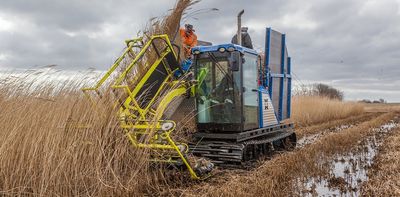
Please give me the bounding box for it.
[82,34,206,179]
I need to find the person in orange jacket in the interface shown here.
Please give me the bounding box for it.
[179,24,197,58]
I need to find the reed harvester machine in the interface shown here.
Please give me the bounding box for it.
[82,11,296,179]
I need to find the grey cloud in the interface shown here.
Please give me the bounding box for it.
[0,0,113,31]
[0,0,399,101]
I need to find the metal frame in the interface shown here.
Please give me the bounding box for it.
[82,34,203,180]
[279,34,286,121]
[264,28,292,122]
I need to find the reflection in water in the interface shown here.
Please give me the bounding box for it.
[298,120,398,196]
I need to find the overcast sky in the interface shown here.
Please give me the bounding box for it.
[0,0,399,101]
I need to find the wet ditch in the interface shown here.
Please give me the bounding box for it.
[297,124,355,148]
[298,119,399,196]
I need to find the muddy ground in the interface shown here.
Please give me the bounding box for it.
[159,104,400,196]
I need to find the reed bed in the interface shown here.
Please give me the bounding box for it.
[0,70,162,196]
[291,95,364,127]
[0,0,197,196]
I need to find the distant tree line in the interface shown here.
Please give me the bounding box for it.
[359,98,386,104]
[294,83,344,101]
[312,83,344,101]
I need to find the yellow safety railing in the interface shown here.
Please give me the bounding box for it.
[82,34,206,180]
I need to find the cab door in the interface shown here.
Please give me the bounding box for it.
[242,52,259,130]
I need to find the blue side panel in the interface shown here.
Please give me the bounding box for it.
[287,57,292,118]
[264,27,291,122]
[268,77,273,101]
[278,34,285,121]
[258,88,263,128]
[265,28,271,88]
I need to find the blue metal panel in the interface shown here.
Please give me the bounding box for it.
[287,57,292,118]
[278,34,285,121]
[268,75,273,100]
[266,28,273,97]
[258,88,263,128]
[265,28,271,88]
[191,43,258,55]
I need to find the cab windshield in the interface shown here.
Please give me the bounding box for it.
[195,54,241,124]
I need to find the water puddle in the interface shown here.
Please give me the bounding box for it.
[298,120,399,196]
[297,124,355,148]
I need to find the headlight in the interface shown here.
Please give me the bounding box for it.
[227,46,235,52]
[193,50,200,55]
[218,47,226,53]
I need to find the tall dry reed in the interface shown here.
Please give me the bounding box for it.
[0,69,163,196]
[291,96,364,127]
[0,0,197,195]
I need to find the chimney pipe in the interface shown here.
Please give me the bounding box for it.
[237,10,244,46]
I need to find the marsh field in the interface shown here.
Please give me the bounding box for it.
[0,68,399,196]
[1,0,400,196]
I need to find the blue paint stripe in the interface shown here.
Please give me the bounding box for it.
[287,57,292,118]
[278,34,285,121]
[268,75,273,100]
[258,90,263,128]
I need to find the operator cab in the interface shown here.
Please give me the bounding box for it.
[192,44,261,133]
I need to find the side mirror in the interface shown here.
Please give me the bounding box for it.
[228,52,240,71]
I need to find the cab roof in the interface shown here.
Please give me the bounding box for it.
[191,43,258,56]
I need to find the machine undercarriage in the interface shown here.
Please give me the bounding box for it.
[190,123,296,166]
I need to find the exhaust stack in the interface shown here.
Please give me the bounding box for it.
[237,9,244,46]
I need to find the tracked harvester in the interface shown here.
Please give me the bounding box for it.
[83,11,296,179]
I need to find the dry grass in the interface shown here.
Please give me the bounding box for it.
[361,126,400,196]
[295,112,377,139]
[0,0,197,196]
[291,96,364,127]
[363,102,400,113]
[0,71,165,196]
